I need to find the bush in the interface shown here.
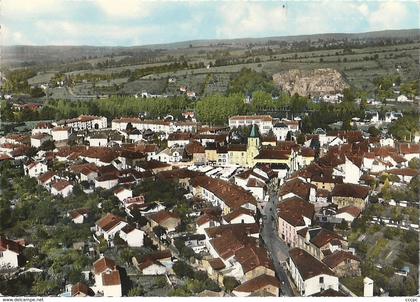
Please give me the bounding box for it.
[223,276,240,292]
[128,286,144,296]
[173,261,194,279]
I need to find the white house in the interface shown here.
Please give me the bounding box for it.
[56,115,108,131]
[32,122,54,136]
[222,208,255,224]
[152,147,184,163]
[334,206,361,223]
[68,208,89,224]
[24,161,48,178]
[229,115,273,135]
[118,225,144,247]
[51,126,71,141]
[232,274,281,297]
[96,214,128,242]
[196,213,221,235]
[51,180,73,198]
[333,157,361,184]
[30,133,51,148]
[0,237,25,268]
[277,197,314,247]
[95,175,119,190]
[139,260,167,275]
[288,248,339,296]
[113,187,132,202]
[92,257,122,297]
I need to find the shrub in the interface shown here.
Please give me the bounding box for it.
[223,276,240,292]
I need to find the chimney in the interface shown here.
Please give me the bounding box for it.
[363,277,374,297]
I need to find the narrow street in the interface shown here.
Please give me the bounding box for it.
[261,189,296,297]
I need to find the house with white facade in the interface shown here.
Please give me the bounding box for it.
[24,161,48,178]
[30,133,52,148]
[92,257,122,297]
[288,248,339,296]
[277,196,314,247]
[118,225,144,247]
[229,115,273,135]
[51,180,73,197]
[0,237,26,268]
[95,214,128,242]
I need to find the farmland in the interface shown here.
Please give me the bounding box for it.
[1,29,419,100]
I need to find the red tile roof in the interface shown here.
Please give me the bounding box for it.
[279,178,315,200]
[322,250,360,269]
[0,237,25,254]
[234,245,274,273]
[96,213,125,232]
[289,248,335,280]
[208,258,226,270]
[192,176,257,210]
[37,171,56,184]
[336,206,361,218]
[387,168,419,177]
[93,257,116,275]
[71,282,93,297]
[331,183,369,199]
[234,274,281,293]
[277,197,314,227]
[102,270,121,286]
[149,210,180,225]
[51,180,72,191]
[222,208,255,223]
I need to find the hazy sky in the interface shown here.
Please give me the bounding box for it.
[2,0,419,46]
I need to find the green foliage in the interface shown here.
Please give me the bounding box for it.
[400,80,419,97]
[381,178,392,201]
[30,87,46,98]
[223,276,240,292]
[31,275,60,296]
[35,96,192,121]
[228,68,276,95]
[133,179,185,207]
[195,94,248,125]
[337,219,349,230]
[128,286,144,296]
[408,158,420,170]
[389,115,419,141]
[39,140,56,151]
[1,69,36,93]
[172,261,194,279]
[368,126,381,137]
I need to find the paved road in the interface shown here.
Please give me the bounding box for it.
[261,190,295,296]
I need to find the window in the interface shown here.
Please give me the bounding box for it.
[0,252,3,257]
[319,277,324,283]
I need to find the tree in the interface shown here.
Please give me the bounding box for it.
[337,219,348,230]
[98,239,108,253]
[367,126,380,137]
[128,286,144,296]
[173,261,194,279]
[381,178,392,201]
[223,276,240,292]
[39,140,55,151]
[408,158,420,170]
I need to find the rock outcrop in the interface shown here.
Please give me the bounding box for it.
[273,68,349,97]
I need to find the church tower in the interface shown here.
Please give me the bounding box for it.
[246,124,260,167]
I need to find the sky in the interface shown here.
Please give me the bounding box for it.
[1,0,419,46]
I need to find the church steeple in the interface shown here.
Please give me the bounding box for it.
[247,124,260,167]
[250,123,260,138]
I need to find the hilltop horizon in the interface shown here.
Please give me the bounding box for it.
[2,28,420,49]
[2,0,420,46]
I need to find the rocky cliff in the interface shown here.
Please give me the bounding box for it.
[272,68,349,96]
